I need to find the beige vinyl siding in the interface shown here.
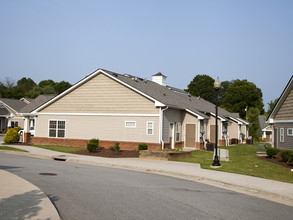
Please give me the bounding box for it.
[35,115,160,143]
[182,112,198,143]
[11,116,24,129]
[241,124,247,138]
[206,116,221,141]
[228,121,239,139]
[162,109,184,142]
[275,89,293,120]
[40,73,159,114]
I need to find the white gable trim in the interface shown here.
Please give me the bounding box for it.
[269,75,293,119]
[186,109,204,120]
[34,69,165,113]
[210,112,226,121]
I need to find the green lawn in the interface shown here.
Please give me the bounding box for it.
[0,146,28,152]
[33,145,85,153]
[174,144,293,184]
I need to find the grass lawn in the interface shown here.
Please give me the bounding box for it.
[33,145,85,153]
[0,146,28,152]
[174,144,293,184]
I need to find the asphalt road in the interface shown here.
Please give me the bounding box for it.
[1,154,293,220]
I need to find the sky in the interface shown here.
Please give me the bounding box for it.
[1,0,293,110]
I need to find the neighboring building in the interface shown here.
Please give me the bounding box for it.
[258,115,272,143]
[31,69,249,150]
[0,98,28,131]
[19,95,56,143]
[268,75,293,150]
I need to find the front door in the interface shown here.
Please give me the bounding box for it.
[186,124,196,148]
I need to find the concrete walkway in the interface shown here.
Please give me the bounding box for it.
[1,144,293,220]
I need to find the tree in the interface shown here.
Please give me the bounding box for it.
[186,74,216,103]
[38,79,55,88]
[246,107,260,139]
[265,98,279,117]
[17,77,36,91]
[54,81,71,94]
[221,79,264,119]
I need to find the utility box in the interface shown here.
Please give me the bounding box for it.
[214,148,229,162]
[206,143,215,151]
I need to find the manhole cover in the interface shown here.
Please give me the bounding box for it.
[39,173,57,176]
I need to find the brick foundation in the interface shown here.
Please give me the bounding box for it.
[24,132,31,144]
[32,137,162,151]
[196,142,204,150]
[163,142,184,149]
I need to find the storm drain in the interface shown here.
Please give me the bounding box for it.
[39,173,57,176]
[52,155,67,161]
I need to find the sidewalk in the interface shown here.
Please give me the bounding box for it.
[0,169,61,220]
[1,144,293,218]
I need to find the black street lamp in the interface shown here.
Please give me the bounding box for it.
[212,77,221,167]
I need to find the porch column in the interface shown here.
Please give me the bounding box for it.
[23,117,31,144]
[7,117,12,131]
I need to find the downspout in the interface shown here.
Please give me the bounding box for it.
[160,106,168,149]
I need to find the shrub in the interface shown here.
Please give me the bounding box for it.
[138,143,148,151]
[87,138,99,152]
[280,150,293,163]
[175,147,183,152]
[3,128,20,143]
[109,142,120,152]
[266,147,278,158]
[290,154,293,164]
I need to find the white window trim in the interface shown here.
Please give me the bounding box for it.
[146,121,154,135]
[125,121,136,128]
[48,120,66,138]
[280,128,284,142]
[287,128,293,136]
[175,123,181,142]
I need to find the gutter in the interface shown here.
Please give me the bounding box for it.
[160,106,168,149]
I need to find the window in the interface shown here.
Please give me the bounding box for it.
[125,121,136,128]
[11,121,18,128]
[175,123,181,141]
[49,120,65,138]
[287,128,293,136]
[147,121,153,135]
[280,128,284,142]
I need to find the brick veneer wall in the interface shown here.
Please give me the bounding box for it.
[32,137,162,150]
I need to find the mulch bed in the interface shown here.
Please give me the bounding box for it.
[257,151,293,169]
[72,148,139,158]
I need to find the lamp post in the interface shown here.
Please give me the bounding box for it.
[212,77,221,167]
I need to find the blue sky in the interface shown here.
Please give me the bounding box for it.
[1,0,293,110]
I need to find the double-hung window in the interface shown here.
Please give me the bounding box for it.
[147,121,154,135]
[280,128,284,142]
[49,120,65,138]
[287,128,293,136]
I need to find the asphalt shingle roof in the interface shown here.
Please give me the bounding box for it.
[20,95,56,113]
[0,98,28,113]
[101,69,245,121]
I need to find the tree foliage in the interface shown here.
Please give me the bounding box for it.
[221,79,264,118]
[0,77,72,99]
[265,98,279,117]
[246,107,260,139]
[185,74,216,103]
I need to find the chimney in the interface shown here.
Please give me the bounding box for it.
[152,72,167,86]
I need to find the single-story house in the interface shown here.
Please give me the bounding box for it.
[268,75,293,150]
[258,115,272,143]
[24,69,249,150]
[0,98,29,131]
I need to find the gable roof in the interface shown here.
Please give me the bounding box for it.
[268,75,293,121]
[0,98,28,114]
[34,68,248,124]
[20,95,56,114]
